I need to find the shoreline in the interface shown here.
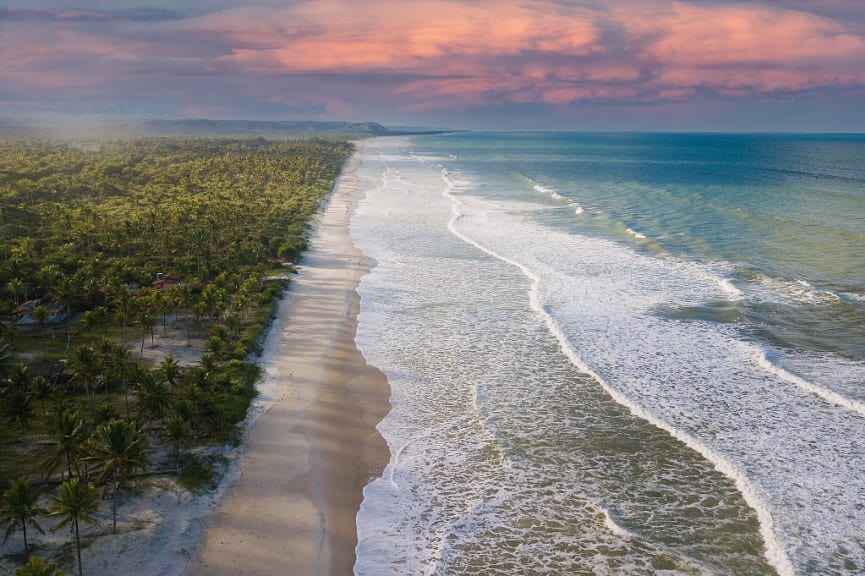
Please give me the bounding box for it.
[0,151,387,576]
[184,151,390,575]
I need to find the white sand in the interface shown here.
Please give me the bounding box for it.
[0,152,388,576]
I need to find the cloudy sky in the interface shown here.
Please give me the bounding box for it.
[1,0,864,130]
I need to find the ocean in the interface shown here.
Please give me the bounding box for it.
[349,133,865,576]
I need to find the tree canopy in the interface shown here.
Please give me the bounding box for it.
[0,134,352,574]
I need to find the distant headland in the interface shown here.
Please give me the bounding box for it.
[0,117,463,137]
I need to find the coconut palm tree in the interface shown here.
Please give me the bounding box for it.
[66,345,101,420]
[3,387,32,430]
[44,409,89,481]
[151,289,169,335]
[95,339,116,402]
[31,306,48,338]
[14,556,66,576]
[224,314,241,340]
[3,364,33,429]
[1,477,47,560]
[95,340,132,417]
[30,376,53,418]
[109,282,131,343]
[165,413,191,459]
[79,276,102,310]
[35,265,63,296]
[0,334,14,378]
[169,283,194,346]
[134,372,172,424]
[198,353,219,380]
[135,309,156,357]
[83,306,108,336]
[86,419,149,533]
[51,276,76,350]
[158,354,182,391]
[7,278,25,307]
[6,362,30,392]
[49,478,100,576]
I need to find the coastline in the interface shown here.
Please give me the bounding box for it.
[0,150,387,576]
[184,151,390,575]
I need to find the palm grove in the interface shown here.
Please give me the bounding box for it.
[0,135,350,575]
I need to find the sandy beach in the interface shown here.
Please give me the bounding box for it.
[0,152,389,576]
[184,153,390,576]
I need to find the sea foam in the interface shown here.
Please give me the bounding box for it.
[442,166,865,576]
[352,137,865,576]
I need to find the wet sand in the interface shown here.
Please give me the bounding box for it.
[186,153,390,576]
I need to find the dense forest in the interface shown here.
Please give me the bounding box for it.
[0,135,351,575]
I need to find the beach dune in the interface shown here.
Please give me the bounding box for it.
[186,154,389,576]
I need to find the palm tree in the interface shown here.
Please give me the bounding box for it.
[0,334,14,378]
[94,340,132,416]
[35,265,63,296]
[158,354,182,391]
[110,282,131,343]
[30,376,53,418]
[135,372,172,424]
[1,477,47,560]
[66,345,101,420]
[165,413,191,459]
[51,276,76,350]
[135,309,156,357]
[95,339,116,402]
[200,284,224,324]
[205,334,225,360]
[50,478,100,576]
[14,556,66,576]
[169,283,194,346]
[86,419,149,533]
[82,305,108,336]
[31,306,48,338]
[80,276,102,310]
[3,365,32,429]
[199,353,219,379]
[44,409,89,481]
[7,278,25,307]
[4,388,32,430]
[151,289,169,335]
[6,362,30,392]
[224,314,241,340]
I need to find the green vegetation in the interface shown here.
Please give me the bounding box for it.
[177,454,225,495]
[49,479,100,576]
[1,477,47,560]
[14,556,66,576]
[0,135,351,573]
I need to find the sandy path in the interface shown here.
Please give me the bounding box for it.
[185,154,390,576]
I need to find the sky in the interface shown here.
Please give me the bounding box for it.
[1,0,864,131]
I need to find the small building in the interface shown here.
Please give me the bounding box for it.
[13,298,68,326]
[151,273,184,291]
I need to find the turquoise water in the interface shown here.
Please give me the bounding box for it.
[351,133,865,575]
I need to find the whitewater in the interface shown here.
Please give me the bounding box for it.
[351,133,865,575]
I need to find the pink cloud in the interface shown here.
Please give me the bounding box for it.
[618,2,865,96]
[0,25,160,91]
[637,3,865,65]
[202,0,601,74]
[1,0,864,115]
[191,0,865,108]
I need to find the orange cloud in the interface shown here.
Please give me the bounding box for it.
[637,2,865,65]
[1,0,864,115]
[618,1,865,96]
[191,0,865,108]
[203,0,601,74]
[0,28,127,90]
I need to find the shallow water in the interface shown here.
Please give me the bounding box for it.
[352,133,865,575]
